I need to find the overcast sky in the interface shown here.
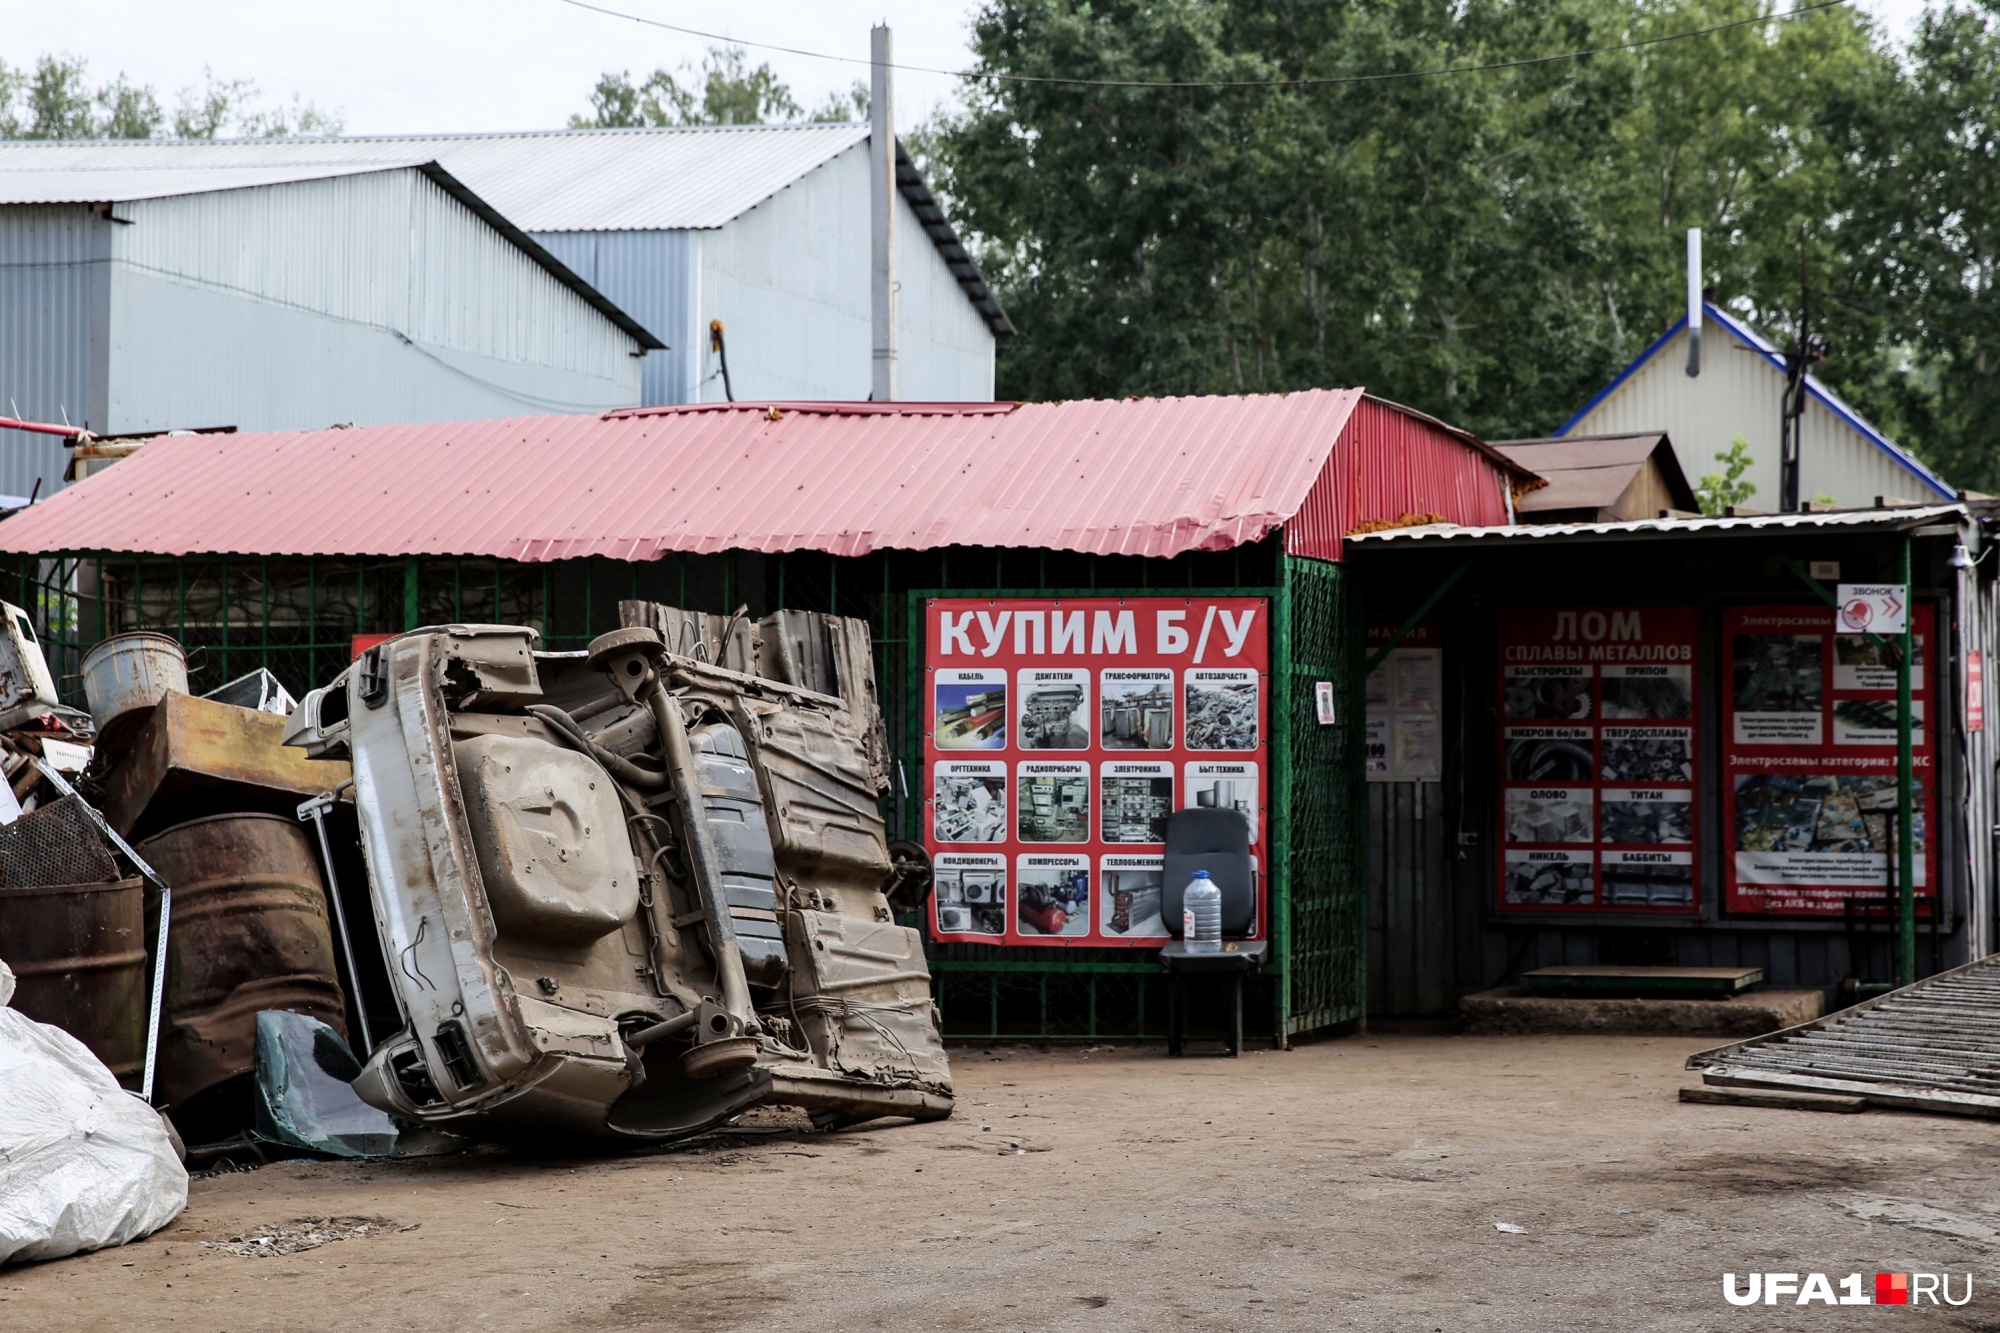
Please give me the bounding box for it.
[1,0,1937,139]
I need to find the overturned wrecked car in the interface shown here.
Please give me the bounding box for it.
[282,619,951,1144]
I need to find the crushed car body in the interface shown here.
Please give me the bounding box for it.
[283,622,951,1144]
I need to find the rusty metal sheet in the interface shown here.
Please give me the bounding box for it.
[0,877,146,1083]
[136,812,347,1139]
[102,690,352,839]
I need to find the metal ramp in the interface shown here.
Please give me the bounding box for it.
[1687,954,2000,1118]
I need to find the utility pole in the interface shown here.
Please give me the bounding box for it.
[870,24,898,402]
[1779,230,1828,513]
[1685,228,1703,378]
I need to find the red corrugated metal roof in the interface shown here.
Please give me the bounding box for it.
[0,390,1523,562]
[1285,397,1518,561]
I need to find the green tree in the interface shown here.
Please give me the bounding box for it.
[0,54,342,140]
[810,81,871,124]
[574,47,871,128]
[1695,435,1758,514]
[15,54,97,137]
[1821,1,2000,492]
[95,74,162,139]
[924,0,1891,436]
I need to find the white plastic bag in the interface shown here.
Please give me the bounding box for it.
[0,958,188,1264]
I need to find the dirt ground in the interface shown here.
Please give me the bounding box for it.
[6,1033,1998,1331]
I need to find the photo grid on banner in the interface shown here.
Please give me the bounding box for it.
[1497,607,1700,914]
[925,597,1270,947]
[1721,604,1937,916]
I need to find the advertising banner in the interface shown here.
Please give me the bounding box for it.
[1496,607,1699,914]
[924,596,1269,946]
[1722,604,1936,916]
[1365,622,1443,782]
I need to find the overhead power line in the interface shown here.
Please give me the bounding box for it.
[556,0,1854,90]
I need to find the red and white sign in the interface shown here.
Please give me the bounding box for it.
[1495,606,1700,915]
[923,596,1269,947]
[1970,650,1985,733]
[1836,583,1908,634]
[1721,604,1936,916]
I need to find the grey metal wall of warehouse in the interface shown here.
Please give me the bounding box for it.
[0,205,105,500]
[1,170,647,498]
[696,142,995,403]
[533,230,700,407]
[105,170,643,437]
[532,144,997,408]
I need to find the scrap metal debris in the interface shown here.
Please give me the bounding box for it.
[204,1216,396,1257]
[1688,952,2000,1116]
[282,612,953,1145]
[1184,681,1257,750]
[5,600,950,1164]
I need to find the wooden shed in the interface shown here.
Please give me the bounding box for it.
[1492,432,1698,524]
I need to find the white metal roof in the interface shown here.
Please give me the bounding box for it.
[0,158,431,205]
[0,153,662,348]
[0,126,1013,336]
[1347,503,1971,549]
[0,125,869,231]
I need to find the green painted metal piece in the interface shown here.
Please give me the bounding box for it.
[1362,560,1468,677]
[1777,547,1917,984]
[1272,554,1364,1037]
[1272,559,1292,1038]
[1898,535,1916,988]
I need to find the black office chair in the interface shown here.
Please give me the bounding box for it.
[1158,807,1268,1057]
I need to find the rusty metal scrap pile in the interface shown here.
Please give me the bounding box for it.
[0,602,953,1160]
[1184,683,1257,750]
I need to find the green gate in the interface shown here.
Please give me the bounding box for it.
[1275,554,1367,1034]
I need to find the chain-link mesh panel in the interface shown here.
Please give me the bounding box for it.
[1279,555,1365,1032]
[0,796,119,887]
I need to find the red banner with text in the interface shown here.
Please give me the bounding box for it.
[1722,604,1936,916]
[924,596,1269,947]
[1497,606,1700,914]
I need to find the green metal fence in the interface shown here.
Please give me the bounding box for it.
[7,539,1364,1043]
[1277,554,1367,1034]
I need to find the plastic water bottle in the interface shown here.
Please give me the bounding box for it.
[1182,870,1222,953]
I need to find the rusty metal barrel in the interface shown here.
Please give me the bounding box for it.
[0,877,147,1084]
[137,812,348,1135]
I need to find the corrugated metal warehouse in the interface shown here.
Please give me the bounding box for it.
[0,154,659,500]
[1560,301,1955,510]
[0,390,1529,1043]
[0,127,1007,411]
